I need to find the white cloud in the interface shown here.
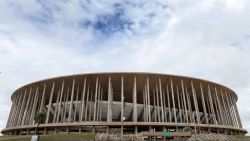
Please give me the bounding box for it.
[1,0,250,135]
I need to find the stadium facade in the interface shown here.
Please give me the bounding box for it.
[1,72,247,135]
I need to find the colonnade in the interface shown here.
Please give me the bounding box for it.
[3,73,245,135]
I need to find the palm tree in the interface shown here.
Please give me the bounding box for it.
[34,111,46,135]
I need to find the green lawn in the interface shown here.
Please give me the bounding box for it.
[233,135,250,140]
[0,134,95,141]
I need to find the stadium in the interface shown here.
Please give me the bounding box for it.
[1,72,247,139]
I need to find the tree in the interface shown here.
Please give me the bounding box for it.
[34,111,46,135]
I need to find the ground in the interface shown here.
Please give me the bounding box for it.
[0,134,95,141]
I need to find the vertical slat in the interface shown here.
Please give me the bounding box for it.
[107,76,112,122]
[181,81,188,123]
[93,77,99,121]
[89,90,93,121]
[96,83,101,121]
[170,78,177,123]
[208,85,216,124]
[99,89,103,121]
[9,92,21,127]
[221,89,230,126]
[73,85,80,122]
[80,78,86,122]
[121,76,124,135]
[163,88,167,122]
[146,77,151,122]
[167,85,171,122]
[153,88,156,122]
[224,90,234,126]
[63,87,70,122]
[22,87,32,125]
[233,96,242,128]
[179,87,184,123]
[53,90,60,123]
[30,86,39,124]
[200,83,208,124]
[26,89,35,125]
[215,87,224,125]
[212,90,221,125]
[12,91,23,126]
[57,80,64,123]
[85,86,90,122]
[121,76,124,122]
[228,92,238,127]
[46,82,55,124]
[156,84,160,122]
[133,76,137,122]
[176,87,182,123]
[186,88,193,123]
[143,87,146,122]
[68,79,75,123]
[159,78,164,122]
[39,84,46,112]
[17,89,27,125]
[191,82,200,124]
[213,87,222,125]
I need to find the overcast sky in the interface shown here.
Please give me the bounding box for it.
[1,0,250,134]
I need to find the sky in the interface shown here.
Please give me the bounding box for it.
[0,0,250,135]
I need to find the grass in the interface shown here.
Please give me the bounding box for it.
[0,134,95,141]
[233,135,250,140]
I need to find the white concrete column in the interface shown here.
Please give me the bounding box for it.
[30,86,39,124]
[133,76,137,122]
[224,91,234,126]
[12,91,23,126]
[208,85,216,124]
[163,89,167,122]
[17,89,27,126]
[166,85,171,122]
[107,76,113,122]
[84,86,90,121]
[96,83,101,121]
[121,76,124,135]
[220,89,230,126]
[89,90,93,121]
[191,82,200,124]
[9,92,21,127]
[186,88,193,123]
[99,89,103,121]
[176,87,182,123]
[156,84,160,122]
[181,81,188,123]
[73,85,79,122]
[68,79,76,123]
[146,77,151,122]
[233,96,242,128]
[228,92,238,127]
[215,87,224,125]
[153,88,157,122]
[170,78,177,123]
[39,84,47,112]
[63,87,70,122]
[93,77,99,121]
[22,87,32,125]
[57,80,64,123]
[46,82,55,124]
[159,78,165,122]
[200,83,208,124]
[80,78,86,122]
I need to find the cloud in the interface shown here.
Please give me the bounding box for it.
[1,0,250,135]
